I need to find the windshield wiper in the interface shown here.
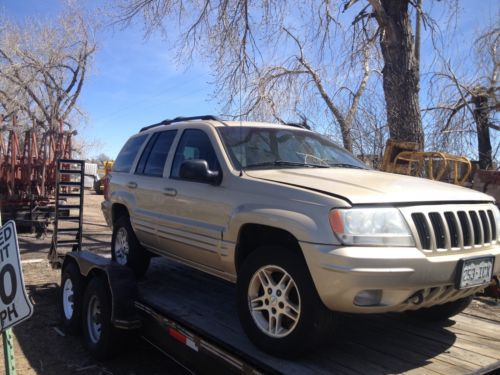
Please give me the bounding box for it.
[245,160,330,169]
[328,162,366,169]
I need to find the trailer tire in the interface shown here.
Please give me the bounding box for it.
[82,276,121,359]
[237,246,336,358]
[407,296,473,322]
[112,216,150,277]
[60,262,84,335]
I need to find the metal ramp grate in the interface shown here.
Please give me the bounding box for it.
[48,159,84,267]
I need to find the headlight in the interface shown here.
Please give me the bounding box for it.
[329,207,415,246]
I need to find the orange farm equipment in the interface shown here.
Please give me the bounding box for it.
[0,115,74,233]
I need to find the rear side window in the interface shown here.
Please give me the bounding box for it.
[171,129,220,178]
[136,130,177,177]
[113,134,148,173]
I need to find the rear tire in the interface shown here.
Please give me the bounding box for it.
[407,296,473,321]
[82,276,121,359]
[237,246,336,358]
[60,262,84,335]
[111,216,150,277]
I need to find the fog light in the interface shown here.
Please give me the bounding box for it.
[354,290,382,306]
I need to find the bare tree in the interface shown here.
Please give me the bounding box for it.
[113,0,456,151]
[113,0,386,152]
[425,25,499,169]
[0,8,97,132]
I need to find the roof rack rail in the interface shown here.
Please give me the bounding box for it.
[285,122,311,130]
[140,115,224,132]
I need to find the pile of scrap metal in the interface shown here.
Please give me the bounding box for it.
[0,114,74,234]
[381,139,472,186]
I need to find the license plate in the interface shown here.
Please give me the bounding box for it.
[457,256,494,289]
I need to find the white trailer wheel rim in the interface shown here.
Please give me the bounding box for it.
[114,227,129,265]
[248,265,301,338]
[87,295,102,344]
[62,278,74,320]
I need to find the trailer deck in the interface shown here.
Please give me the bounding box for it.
[136,258,500,375]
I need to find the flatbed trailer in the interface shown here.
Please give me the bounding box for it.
[61,251,500,375]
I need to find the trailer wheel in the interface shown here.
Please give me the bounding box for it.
[237,246,336,358]
[60,262,84,334]
[407,296,473,322]
[82,276,120,359]
[112,216,150,277]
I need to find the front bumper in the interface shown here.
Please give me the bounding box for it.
[300,242,500,313]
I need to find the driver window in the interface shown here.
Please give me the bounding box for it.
[171,129,220,178]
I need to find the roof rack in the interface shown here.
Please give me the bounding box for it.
[140,115,225,132]
[285,122,311,130]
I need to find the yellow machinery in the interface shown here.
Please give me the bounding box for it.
[381,139,472,186]
[95,160,114,194]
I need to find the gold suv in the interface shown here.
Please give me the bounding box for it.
[102,116,500,357]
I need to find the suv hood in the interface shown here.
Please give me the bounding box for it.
[245,168,493,205]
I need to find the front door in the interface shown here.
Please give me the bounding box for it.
[156,128,231,271]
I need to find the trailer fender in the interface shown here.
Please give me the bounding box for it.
[63,251,141,330]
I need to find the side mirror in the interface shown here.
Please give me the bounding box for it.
[179,159,221,185]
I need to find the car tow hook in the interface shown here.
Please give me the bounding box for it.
[408,291,424,305]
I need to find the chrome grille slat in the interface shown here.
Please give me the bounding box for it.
[444,212,458,248]
[468,211,483,245]
[457,211,472,247]
[479,210,491,244]
[401,203,498,254]
[487,210,497,240]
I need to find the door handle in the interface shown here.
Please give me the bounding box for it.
[163,187,177,196]
[127,181,138,189]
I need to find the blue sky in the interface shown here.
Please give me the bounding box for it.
[2,0,499,158]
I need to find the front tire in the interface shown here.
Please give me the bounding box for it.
[111,216,150,277]
[237,246,336,358]
[82,277,121,359]
[407,296,473,321]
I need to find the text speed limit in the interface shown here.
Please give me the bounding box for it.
[0,220,33,332]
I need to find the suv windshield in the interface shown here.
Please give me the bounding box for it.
[219,127,367,170]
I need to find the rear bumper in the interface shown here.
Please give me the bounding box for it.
[300,242,500,313]
[101,200,112,227]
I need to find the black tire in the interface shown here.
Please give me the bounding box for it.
[82,276,121,359]
[407,296,473,322]
[237,246,337,358]
[60,262,84,335]
[111,216,151,277]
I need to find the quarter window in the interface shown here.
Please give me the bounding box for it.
[113,134,148,173]
[171,129,220,178]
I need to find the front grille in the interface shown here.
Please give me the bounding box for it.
[402,204,498,253]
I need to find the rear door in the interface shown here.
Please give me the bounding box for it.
[132,130,178,249]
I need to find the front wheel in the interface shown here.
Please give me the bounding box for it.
[111,216,150,277]
[237,246,336,358]
[407,296,473,321]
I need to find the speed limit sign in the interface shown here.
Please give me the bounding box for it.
[0,220,33,332]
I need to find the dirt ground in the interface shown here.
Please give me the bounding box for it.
[1,190,499,374]
[1,191,188,375]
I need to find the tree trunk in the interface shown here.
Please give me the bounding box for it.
[471,92,493,169]
[377,0,424,149]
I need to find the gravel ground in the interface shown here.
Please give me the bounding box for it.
[1,191,187,375]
